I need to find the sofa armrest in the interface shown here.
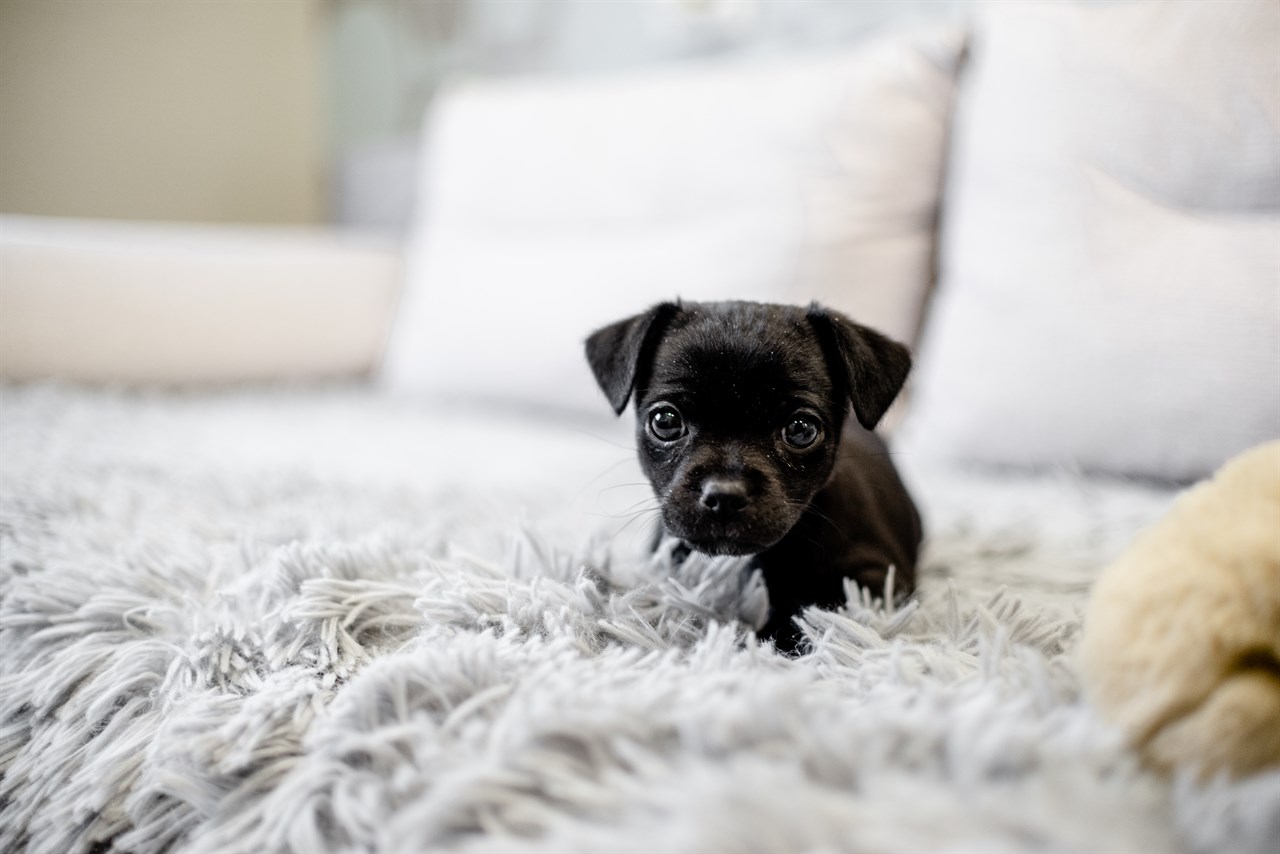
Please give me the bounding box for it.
[0,216,401,384]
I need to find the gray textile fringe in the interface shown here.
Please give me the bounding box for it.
[1,385,1276,853]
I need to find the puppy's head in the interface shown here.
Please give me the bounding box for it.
[585,300,910,556]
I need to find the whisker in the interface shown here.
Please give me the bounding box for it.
[609,508,662,548]
[594,481,655,494]
[584,498,661,520]
[782,496,840,531]
[614,496,662,513]
[572,456,641,501]
[565,426,636,452]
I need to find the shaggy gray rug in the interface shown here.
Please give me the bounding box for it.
[1,385,1277,853]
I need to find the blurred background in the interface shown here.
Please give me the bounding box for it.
[0,0,971,233]
[1,0,1275,482]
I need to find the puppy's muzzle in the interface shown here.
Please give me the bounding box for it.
[671,472,792,556]
[699,477,751,517]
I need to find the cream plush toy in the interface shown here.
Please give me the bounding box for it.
[1081,440,1280,778]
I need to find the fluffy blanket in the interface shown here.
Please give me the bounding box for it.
[1,385,1276,853]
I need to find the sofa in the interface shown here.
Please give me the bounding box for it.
[2,2,1277,852]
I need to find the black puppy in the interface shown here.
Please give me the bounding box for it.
[585,300,921,652]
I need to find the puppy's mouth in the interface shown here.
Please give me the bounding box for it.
[680,535,772,557]
[663,513,789,557]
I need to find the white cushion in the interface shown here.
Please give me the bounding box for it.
[900,0,1280,482]
[0,216,401,384]
[382,25,966,415]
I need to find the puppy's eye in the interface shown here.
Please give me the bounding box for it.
[648,406,686,442]
[782,415,822,449]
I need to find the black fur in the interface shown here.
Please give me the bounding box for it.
[585,300,922,653]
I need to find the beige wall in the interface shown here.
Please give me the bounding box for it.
[0,0,325,224]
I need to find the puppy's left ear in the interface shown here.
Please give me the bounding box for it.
[807,304,912,430]
[585,302,680,415]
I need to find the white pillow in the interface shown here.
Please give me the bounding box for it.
[381,25,966,415]
[0,216,401,384]
[900,0,1280,482]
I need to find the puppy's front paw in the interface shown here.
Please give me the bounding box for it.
[847,560,913,605]
[759,610,807,656]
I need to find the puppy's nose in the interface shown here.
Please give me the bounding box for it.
[699,478,750,516]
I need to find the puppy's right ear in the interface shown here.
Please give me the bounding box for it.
[585,302,680,415]
[807,303,912,431]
